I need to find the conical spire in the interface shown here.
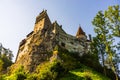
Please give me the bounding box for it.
[76,26,85,37]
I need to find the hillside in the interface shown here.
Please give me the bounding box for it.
[1,46,112,80]
[60,65,110,80]
[0,65,111,80]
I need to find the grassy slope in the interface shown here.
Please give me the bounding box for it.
[60,65,111,80]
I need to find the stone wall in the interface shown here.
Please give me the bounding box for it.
[53,22,86,55]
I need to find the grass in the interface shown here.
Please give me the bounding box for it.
[0,64,111,80]
[59,65,111,80]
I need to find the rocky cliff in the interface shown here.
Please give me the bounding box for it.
[13,10,90,72]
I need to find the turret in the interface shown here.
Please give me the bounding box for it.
[34,10,52,33]
[76,26,87,40]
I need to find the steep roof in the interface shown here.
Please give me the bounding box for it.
[76,26,85,37]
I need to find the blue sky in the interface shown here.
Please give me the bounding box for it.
[0,0,119,61]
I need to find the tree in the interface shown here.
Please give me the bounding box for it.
[0,43,13,72]
[104,6,120,75]
[92,5,120,80]
[104,5,120,37]
[92,10,110,76]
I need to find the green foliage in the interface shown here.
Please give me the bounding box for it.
[36,59,65,80]
[104,5,120,37]
[0,43,13,73]
[5,72,27,80]
[79,53,102,72]
[92,5,120,80]
[0,47,112,80]
[0,74,7,80]
[4,66,27,80]
[56,46,80,71]
[1,54,13,70]
[54,45,59,51]
[0,44,114,80]
[59,52,78,71]
[60,65,110,80]
[26,47,78,80]
[0,59,3,72]
[26,74,38,80]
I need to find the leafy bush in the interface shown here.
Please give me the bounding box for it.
[60,65,111,80]
[26,74,38,80]
[84,74,92,80]
[1,55,13,70]
[79,53,117,80]
[79,53,103,72]
[0,74,7,80]
[5,66,27,80]
[36,59,65,80]
[0,44,13,72]
[56,46,80,71]
[16,72,27,80]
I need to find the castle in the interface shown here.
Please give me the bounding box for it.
[15,10,91,71]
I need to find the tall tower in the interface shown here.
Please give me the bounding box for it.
[34,10,52,33]
[76,26,87,40]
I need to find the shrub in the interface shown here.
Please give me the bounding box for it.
[16,72,27,80]
[84,75,92,80]
[5,66,27,80]
[36,59,65,80]
[26,73,38,80]
[57,47,80,71]
[0,74,7,80]
[79,53,102,72]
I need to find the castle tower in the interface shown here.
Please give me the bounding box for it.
[76,26,87,40]
[34,10,52,33]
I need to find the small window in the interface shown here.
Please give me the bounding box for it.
[70,42,73,45]
[61,42,65,47]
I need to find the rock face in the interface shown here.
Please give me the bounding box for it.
[14,10,90,72]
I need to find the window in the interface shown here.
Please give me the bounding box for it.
[61,42,65,47]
